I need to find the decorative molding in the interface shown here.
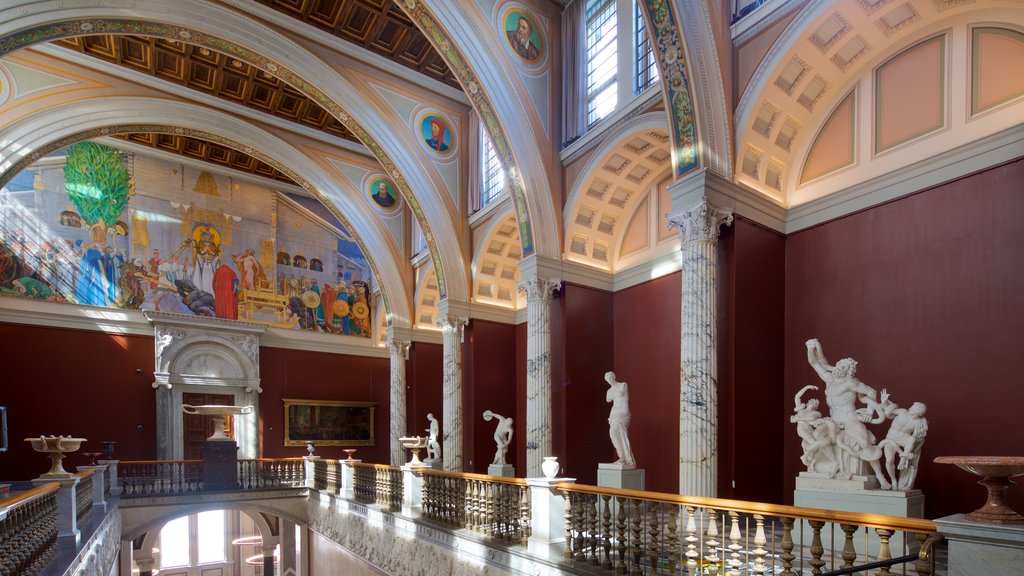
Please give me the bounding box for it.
[612,249,683,292]
[786,123,1024,233]
[669,168,786,233]
[732,0,806,44]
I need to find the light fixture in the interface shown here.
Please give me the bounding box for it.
[231,535,262,546]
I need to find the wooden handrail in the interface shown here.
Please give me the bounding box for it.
[417,468,528,486]
[75,468,95,479]
[557,481,937,533]
[118,460,202,464]
[351,462,401,471]
[237,458,306,462]
[0,482,59,513]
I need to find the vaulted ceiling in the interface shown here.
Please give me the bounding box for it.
[252,0,460,89]
[111,133,299,185]
[54,35,360,143]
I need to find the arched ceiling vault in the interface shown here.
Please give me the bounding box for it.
[397,0,560,262]
[0,0,468,302]
[636,0,732,179]
[0,96,413,326]
[736,0,1024,205]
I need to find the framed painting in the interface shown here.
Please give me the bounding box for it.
[283,399,376,447]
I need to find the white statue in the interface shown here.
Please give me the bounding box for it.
[425,413,441,463]
[877,392,928,490]
[604,371,635,468]
[482,410,513,466]
[791,385,837,476]
[806,339,888,487]
[801,339,929,490]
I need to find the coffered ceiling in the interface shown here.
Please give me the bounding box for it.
[252,0,459,89]
[54,35,360,143]
[112,132,299,185]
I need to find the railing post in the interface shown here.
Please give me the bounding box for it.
[31,476,81,544]
[527,476,574,559]
[341,459,358,498]
[76,465,108,512]
[303,456,320,489]
[401,466,424,516]
[98,459,121,495]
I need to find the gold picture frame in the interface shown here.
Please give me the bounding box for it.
[282,398,376,447]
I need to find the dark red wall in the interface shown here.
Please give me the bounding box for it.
[259,347,390,462]
[465,320,517,473]
[612,272,681,493]
[560,283,614,483]
[784,158,1024,518]
[720,219,787,503]
[407,341,443,453]
[0,324,158,479]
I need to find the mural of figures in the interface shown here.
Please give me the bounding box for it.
[0,141,374,339]
[418,115,454,155]
[503,9,542,63]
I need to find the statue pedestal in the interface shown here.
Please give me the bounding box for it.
[936,514,1024,576]
[795,474,923,552]
[597,464,645,491]
[488,464,514,477]
[201,441,239,491]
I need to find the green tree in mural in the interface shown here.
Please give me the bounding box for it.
[62,141,131,243]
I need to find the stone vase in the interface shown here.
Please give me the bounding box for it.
[541,456,559,479]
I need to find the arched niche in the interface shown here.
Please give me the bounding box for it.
[147,311,265,460]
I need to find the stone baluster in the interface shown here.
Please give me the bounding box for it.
[753,514,768,574]
[704,509,721,575]
[587,495,599,564]
[438,315,467,471]
[667,504,679,573]
[685,506,699,571]
[616,497,628,571]
[517,276,561,477]
[387,339,410,466]
[667,199,733,497]
[841,523,858,568]
[876,528,893,575]
[648,504,662,572]
[631,500,643,569]
[727,511,742,576]
[780,517,796,576]
[601,494,613,570]
[809,520,826,576]
[564,492,575,561]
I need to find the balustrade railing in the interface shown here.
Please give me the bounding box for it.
[352,463,402,511]
[420,469,531,545]
[312,459,341,494]
[0,482,59,576]
[559,483,940,576]
[74,469,94,526]
[119,460,203,497]
[237,458,305,489]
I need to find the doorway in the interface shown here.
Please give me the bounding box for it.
[182,392,235,460]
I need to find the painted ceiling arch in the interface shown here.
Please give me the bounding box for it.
[735,0,1024,205]
[0,96,413,326]
[635,0,730,179]
[396,0,559,262]
[0,0,468,302]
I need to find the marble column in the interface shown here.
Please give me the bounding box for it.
[439,315,467,471]
[387,339,411,466]
[517,277,561,478]
[668,198,732,497]
[153,382,173,461]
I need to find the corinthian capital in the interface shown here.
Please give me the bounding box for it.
[517,277,562,302]
[438,315,468,338]
[667,199,734,243]
[387,339,411,360]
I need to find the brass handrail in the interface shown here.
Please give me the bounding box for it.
[417,467,528,486]
[557,481,937,533]
[0,482,59,513]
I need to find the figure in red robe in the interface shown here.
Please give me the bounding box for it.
[321,282,336,332]
[212,264,239,320]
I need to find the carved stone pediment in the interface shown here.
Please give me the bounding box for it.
[146,311,264,391]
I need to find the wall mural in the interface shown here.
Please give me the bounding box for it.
[0,141,373,338]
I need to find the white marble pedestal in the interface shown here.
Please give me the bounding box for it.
[598,464,645,491]
[935,514,1024,576]
[488,464,514,477]
[795,475,924,552]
